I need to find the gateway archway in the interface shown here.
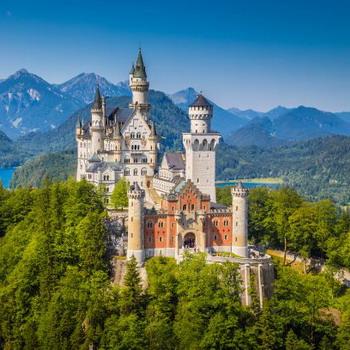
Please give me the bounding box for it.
[183,232,196,249]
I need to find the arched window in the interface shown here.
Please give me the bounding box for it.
[124,168,130,176]
[141,168,147,176]
[133,168,138,176]
[183,204,187,211]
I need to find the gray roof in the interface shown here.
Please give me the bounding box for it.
[92,86,103,109]
[86,161,122,173]
[165,152,185,170]
[133,49,147,79]
[108,107,133,123]
[190,94,212,108]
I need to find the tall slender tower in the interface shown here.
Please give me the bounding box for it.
[129,49,150,118]
[231,182,249,258]
[127,183,145,264]
[182,94,221,202]
[90,86,104,155]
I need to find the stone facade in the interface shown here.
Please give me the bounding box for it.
[76,49,158,202]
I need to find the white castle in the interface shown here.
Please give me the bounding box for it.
[76,49,274,306]
[76,49,220,204]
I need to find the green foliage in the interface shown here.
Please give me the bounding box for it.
[215,186,350,270]
[111,178,129,210]
[0,182,349,349]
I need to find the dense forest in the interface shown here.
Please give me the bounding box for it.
[1,180,350,349]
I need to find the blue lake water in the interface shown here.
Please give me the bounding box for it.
[216,181,280,189]
[0,168,16,189]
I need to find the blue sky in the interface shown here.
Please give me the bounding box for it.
[0,0,349,111]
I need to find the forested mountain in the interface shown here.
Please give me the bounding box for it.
[0,69,82,139]
[217,135,350,204]
[228,106,350,148]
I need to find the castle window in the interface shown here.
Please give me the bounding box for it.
[130,233,133,238]
[124,158,130,164]
[183,205,187,211]
[191,204,194,210]
[134,169,138,176]
[235,237,238,242]
[214,235,217,240]
[236,221,238,226]
[147,222,153,228]
[131,217,133,222]
[197,178,199,183]
[124,168,130,176]
[159,237,162,242]
[88,174,92,179]
[224,235,228,240]
[236,206,238,211]
[131,132,135,139]
[141,168,147,176]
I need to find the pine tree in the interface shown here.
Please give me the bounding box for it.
[120,256,143,315]
[111,178,129,210]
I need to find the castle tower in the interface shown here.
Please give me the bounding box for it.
[90,86,104,154]
[231,182,249,258]
[129,49,150,117]
[182,94,221,202]
[127,183,145,264]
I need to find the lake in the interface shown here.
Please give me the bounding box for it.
[0,168,16,189]
[216,181,280,189]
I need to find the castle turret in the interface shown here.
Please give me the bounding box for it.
[188,94,213,133]
[129,49,150,114]
[91,86,104,154]
[127,183,145,264]
[183,94,221,202]
[231,182,249,258]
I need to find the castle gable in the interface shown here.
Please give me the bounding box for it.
[121,110,151,138]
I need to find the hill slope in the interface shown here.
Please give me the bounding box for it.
[217,135,350,203]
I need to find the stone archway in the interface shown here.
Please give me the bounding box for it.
[183,232,196,249]
[175,230,206,259]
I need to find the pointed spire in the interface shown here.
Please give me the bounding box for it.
[133,48,147,79]
[76,115,81,128]
[92,85,102,110]
[129,63,135,75]
[114,121,121,137]
[150,121,157,136]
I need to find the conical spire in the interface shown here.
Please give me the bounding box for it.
[92,85,103,110]
[150,121,157,136]
[129,63,135,75]
[133,48,147,79]
[76,115,81,128]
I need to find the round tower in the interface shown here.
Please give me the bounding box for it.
[129,49,150,110]
[148,121,158,171]
[231,182,249,258]
[90,86,104,154]
[188,94,213,134]
[127,183,145,264]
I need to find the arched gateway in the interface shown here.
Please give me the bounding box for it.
[183,232,196,249]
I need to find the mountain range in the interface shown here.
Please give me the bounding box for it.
[0,70,131,139]
[226,106,350,148]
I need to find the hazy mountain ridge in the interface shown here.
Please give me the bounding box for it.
[227,106,350,148]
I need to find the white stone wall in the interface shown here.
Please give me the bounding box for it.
[183,133,220,202]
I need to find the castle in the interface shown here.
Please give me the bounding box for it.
[76,50,274,306]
